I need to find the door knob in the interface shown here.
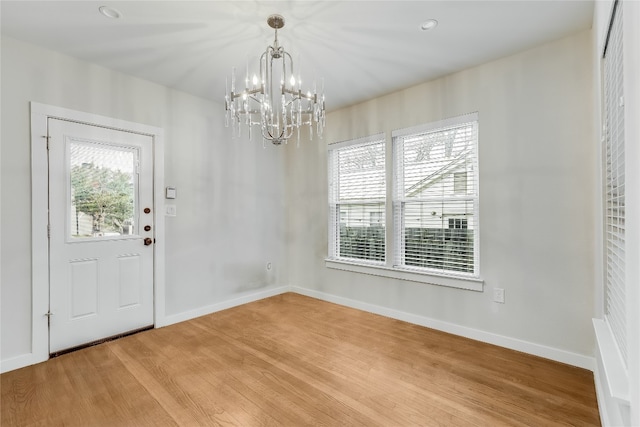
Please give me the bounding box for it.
[144,238,153,246]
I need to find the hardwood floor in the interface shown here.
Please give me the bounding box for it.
[2,293,600,426]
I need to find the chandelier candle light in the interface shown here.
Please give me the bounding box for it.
[224,14,326,146]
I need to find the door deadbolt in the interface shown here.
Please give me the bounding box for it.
[144,208,151,214]
[144,225,151,232]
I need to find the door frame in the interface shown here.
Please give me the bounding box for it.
[30,102,166,365]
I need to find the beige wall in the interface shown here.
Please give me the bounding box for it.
[286,29,596,358]
[1,26,600,372]
[0,36,287,361]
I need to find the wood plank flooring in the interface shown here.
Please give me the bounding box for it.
[1,293,600,426]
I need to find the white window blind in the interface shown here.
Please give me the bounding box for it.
[393,113,479,276]
[603,0,627,366]
[328,135,386,263]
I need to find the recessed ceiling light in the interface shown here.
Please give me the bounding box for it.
[420,19,438,31]
[99,6,122,19]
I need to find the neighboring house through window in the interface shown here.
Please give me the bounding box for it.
[327,112,480,287]
[393,112,479,276]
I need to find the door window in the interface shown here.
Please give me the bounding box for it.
[68,141,139,239]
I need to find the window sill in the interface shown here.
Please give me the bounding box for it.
[593,318,630,404]
[325,259,483,291]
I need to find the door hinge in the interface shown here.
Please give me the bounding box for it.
[47,224,51,238]
[45,310,54,326]
[43,135,51,150]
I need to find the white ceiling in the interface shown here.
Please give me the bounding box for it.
[1,1,594,111]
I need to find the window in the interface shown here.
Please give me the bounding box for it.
[449,218,468,229]
[327,113,480,288]
[328,134,386,263]
[453,172,468,194]
[69,141,138,239]
[603,0,627,366]
[393,113,479,276]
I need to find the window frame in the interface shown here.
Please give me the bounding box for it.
[328,133,387,266]
[392,112,480,278]
[326,113,482,292]
[602,0,627,366]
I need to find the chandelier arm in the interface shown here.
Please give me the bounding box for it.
[263,128,273,140]
[282,87,315,101]
[281,98,313,114]
[264,46,272,97]
[262,123,289,143]
[231,87,262,101]
[283,51,296,92]
[259,51,267,78]
[281,124,293,141]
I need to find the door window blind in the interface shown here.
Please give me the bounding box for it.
[328,135,386,263]
[603,0,627,366]
[393,113,479,276]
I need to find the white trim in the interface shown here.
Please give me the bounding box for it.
[593,361,613,427]
[328,132,386,151]
[158,286,289,327]
[593,321,633,423]
[30,106,52,368]
[28,102,165,372]
[0,353,46,374]
[325,259,483,291]
[152,129,166,327]
[593,318,630,404]
[292,286,594,370]
[392,111,479,138]
[593,357,629,426]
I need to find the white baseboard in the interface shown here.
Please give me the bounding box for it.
[594,358,615,427]
[1,352,47,374]
[291,286,595,371]
[158,285,289,327]
[3,285,594,374]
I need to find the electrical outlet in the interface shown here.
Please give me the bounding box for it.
[493,288,505,304]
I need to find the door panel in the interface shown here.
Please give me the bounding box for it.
[48,119,154,353]
[117,254,142,308]
[69,258,98,318]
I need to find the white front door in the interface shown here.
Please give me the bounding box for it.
[48,118,155,353]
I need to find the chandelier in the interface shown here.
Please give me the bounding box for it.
[224,14,325,145]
